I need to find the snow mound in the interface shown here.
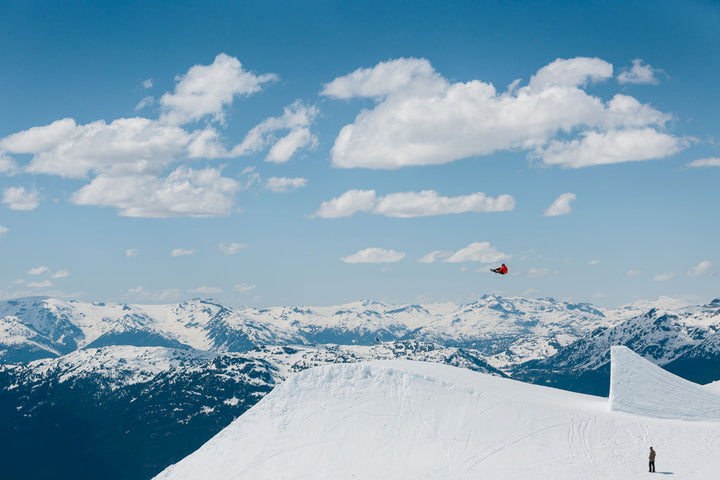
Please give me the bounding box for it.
[610,345,720,420]
[156,359,720,480]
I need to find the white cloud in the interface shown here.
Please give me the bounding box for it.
[626,269,643,277]
[235,283,256,293]
[219,243,248,255]
[441,242,508,264]
[27,280,52,288]
[71,166,240,217]
[322,57,444,99]
[617,59,661,85]
[51,270,69,279]
[126,287,182,302]
[171,248,196,257]
[135,96,155,111]
[2,186,39,211]
[543,193,576,216]
[418,250,453,264]
[527,268,556,278]
[654,272,675,281]
[188,286,223,295]
[341,248,406,264]
[266,177,308,193]
[0,152,18,175]
[0,225,7,238]
[231,101,318,163]
[686,157,720,168]
[126,249,138,257]
[313,189,377,218]
[588,259,600,265]
[142,78,153,89]
[28,266,49,275]
[537,128,682,168]
[159,53,277,125]
[323,57,680,169]
[314,189,515,218]
[1,117,225,178]
[687,260,713,277]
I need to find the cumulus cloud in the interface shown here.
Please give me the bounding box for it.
[323,57,681,169]
[0,152,18,175]
[418,250,453,264]
[231,101,318,163]
[266,177,308,193]
[171,248,196,257]
[219,243,248,255]
[654,272,675,281]
[160,53,277,125]
[617,59,662,85]
[543,193,576,216]
[537,128,682,168]
[686,157,720,168]
[687,260,714,277]
[71,166,240,217]
[28,266,49,275]
[126,249,138,257]
[314,189,515,218]
[2,186,39,211]
[0,225,7,238]
[188,286,223,295]
[341,248,406,264]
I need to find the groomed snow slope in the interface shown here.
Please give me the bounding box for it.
[156,355,720,480]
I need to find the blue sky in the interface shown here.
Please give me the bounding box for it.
[0,0,718,308]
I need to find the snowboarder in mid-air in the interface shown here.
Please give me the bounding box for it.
[491,263,509,275]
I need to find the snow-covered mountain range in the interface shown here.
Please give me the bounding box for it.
[2,294,719,480]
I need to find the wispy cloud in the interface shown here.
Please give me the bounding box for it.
[527,268,558,278]
[314,189,515,218]
[626,269,643,277]
[687,260,714,277]
[27,280,53,288]
[686,157,720,168]
[0,152,18,176]
[125,249,138,257]
[235,283,256,293]
[266,177,308,193]
[653,272,675,281]
[188,286,223,295]
[543,193,576,216]
[219,243,248,255]
[231,101,318,163]
[341,248,405,264]
[28,266,49,275]
[420,242,508,264]
[51,270,69,279]
[0,225,8,238]
[171,248,196,257]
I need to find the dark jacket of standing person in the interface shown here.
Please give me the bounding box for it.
[649,447,656,472]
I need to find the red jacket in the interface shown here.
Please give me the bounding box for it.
[499,264,508,274]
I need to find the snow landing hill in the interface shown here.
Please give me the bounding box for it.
[155,346,720,480]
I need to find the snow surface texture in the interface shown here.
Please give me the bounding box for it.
[155,350,720,480]
[610,345,720,420]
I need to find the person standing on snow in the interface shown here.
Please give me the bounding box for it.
[648,447,656,472]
